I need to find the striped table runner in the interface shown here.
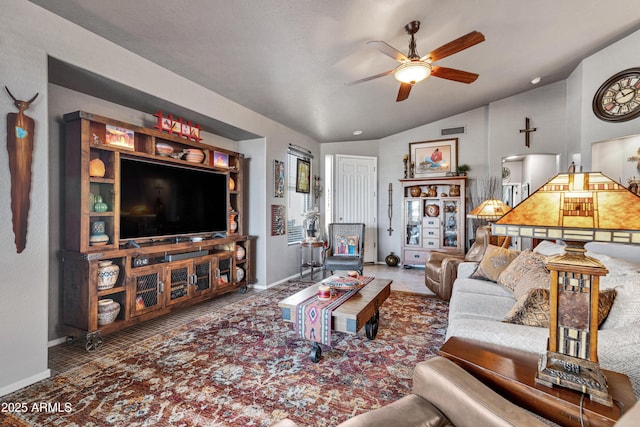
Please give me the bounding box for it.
[295,276,374,346]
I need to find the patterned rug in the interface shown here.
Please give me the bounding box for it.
[0,281,449,427]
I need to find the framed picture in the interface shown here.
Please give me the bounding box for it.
[213,151,229,168]
[295,158,311,193]
[274,160,285,198]
[105,125,135,150]
[271,204,286,236]
[409,138,458,178]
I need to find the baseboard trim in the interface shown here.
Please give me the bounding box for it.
[48,336,68,347]
[0,369,51,397]
[256,270,317,290]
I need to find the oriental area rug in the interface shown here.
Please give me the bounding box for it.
[0,281,449,427]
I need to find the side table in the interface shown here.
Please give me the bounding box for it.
[438,337,636,427]
[299,241,325,280]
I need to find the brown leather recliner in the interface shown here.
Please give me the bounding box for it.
[273,356,640,427]
[424,227,491,301]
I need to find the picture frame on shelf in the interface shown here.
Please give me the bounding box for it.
[213,151,229,168]
[105,125,135,150]
[409,138,458,178]
[295,158,311,193]
[274,160,285,198]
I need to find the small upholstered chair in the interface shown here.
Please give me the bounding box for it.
[323,223,365,277]
[425,226,496,301]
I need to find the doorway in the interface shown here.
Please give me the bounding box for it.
[332,155,377,263]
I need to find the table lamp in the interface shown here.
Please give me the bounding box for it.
[492,172,640,406]
[468,199,512,247]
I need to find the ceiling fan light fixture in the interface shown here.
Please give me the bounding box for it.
[394,61,431,84]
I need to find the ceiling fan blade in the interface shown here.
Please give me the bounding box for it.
[367,40,409,62]
[396,83,412,102]
[345,69,395,86]
[421,31,485,62]
[431,66,479,84]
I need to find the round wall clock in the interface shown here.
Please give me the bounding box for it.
[592,68,640,122]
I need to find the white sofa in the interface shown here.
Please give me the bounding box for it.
[445,241,640,398]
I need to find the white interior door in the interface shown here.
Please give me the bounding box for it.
[334,155,377,263]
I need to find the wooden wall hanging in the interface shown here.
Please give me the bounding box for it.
[5,86,38,253]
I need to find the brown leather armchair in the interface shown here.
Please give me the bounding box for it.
[424,226,491,301]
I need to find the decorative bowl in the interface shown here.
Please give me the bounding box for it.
[323,276,363,291]
[185,148,204,163]
[155,142,174,156]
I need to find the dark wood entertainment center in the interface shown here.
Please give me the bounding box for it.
[62,111,256,350]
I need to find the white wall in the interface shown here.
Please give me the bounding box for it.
[487,81,568,172]
[574,30,640,168]
[592,134,640,183]
[376,107,490,259]
[522,154,560,191]
[0,15,50,395]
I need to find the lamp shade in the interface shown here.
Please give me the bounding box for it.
[492,172,640,244]
[467,199,511,221]
[394,61,432,84]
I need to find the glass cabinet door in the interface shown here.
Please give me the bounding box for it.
[405,199,422,246]
[442,200,459,249]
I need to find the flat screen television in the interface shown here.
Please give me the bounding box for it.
[120,157,228,241]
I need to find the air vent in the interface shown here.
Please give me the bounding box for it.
[441,126,466,136]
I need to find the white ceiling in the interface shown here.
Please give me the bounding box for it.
[29,0,640,142]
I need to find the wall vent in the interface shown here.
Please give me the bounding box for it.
[441,126,466,136]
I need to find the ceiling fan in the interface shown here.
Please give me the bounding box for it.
[347,21,485,102]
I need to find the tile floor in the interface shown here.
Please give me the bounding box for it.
[48,264,430,375]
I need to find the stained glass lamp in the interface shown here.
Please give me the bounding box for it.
[492,172,640,405]
[468,199,512,247]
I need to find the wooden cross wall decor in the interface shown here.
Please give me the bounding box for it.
[519,117,537,148]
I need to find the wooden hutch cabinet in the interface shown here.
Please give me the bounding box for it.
[400,177,467,267]
[62,111,256,350]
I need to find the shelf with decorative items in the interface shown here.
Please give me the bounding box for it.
[62,111,256,351]
[400,177,467,267]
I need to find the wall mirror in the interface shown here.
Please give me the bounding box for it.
[501,153,559,250]
[592,134,640,195]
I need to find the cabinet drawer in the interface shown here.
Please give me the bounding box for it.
[423,238,440,249]
[403,250,427,265]
[423,217,439,227]
[423,228,440,239]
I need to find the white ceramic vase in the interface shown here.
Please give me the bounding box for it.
[97,260,120,291]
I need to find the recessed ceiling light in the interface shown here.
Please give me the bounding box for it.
[352,130,363,136]
[531,77,541,85]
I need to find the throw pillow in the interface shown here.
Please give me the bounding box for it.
[471,245,520,282]
[464,239,486,262]
[503,288,550,327]
[333,235,359,256]
[533,240,566,256]
[504,288,617,328]
[497,250,549,294]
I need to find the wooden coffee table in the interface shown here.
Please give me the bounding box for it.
[439,337,637,427]
[278,278,392,361]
